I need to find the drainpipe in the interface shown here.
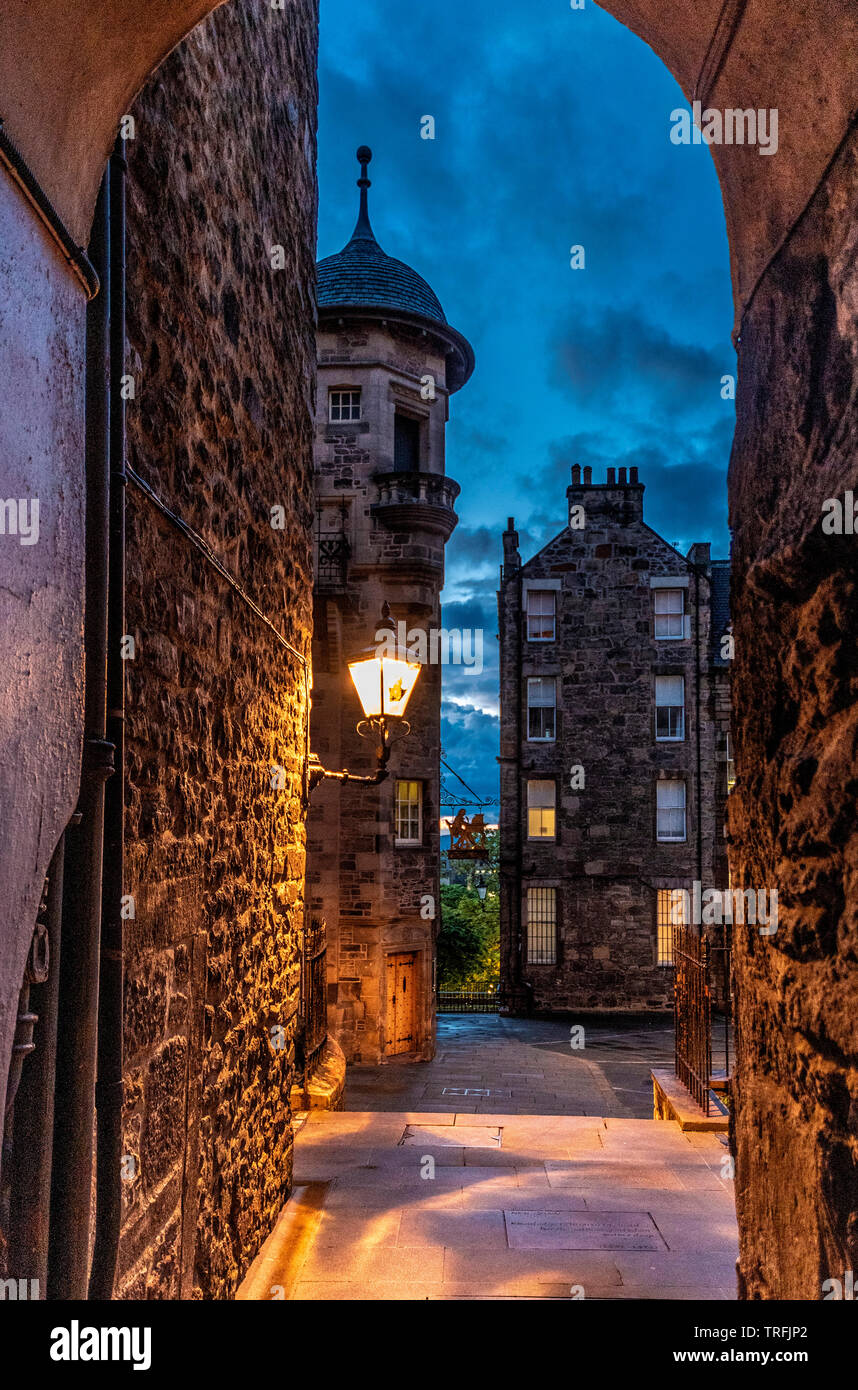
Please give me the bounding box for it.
[694,568,703,895]
[48,169,115,1301]
[89,136,127,1301]
[3,837,65,1293]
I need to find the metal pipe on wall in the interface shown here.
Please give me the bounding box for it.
[48,169,115,1301]
[89,135,127,1302]
[5,837,66,1294]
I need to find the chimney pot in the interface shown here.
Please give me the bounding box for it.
[607,467,616,485]
[629,466,639,484]
[571,464,581,485]
[583,466,592,484]
[618,467,627,485]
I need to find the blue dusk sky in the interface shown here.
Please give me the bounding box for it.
[317,0,735,812]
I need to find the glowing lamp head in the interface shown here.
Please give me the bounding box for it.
[347,604,422,720]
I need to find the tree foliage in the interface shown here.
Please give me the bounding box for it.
[438,830,500,989]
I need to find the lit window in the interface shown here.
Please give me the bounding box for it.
[654,588,685,639]
[657,887,687,966]
[526,590,556,641]
[527,780,556,839]
[395,780,422,845]
[527,678,556,741]
[657,779,686,842]
[527,887,557,964]
[329,389,362,423]
[655,675,685,741]
[726,732,736,793]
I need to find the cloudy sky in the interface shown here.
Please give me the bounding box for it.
[317,0,735,811]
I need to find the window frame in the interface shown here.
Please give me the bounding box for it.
[656,779,687,843]
[526,676,557,743]
[526,589,556,643]
[653,587,685,641]
[656,887,686,966]
[527,779,557,841]
[394,779,423,846]
[526,886,557,965]
[654,674,686,743]
[329,387,362,423]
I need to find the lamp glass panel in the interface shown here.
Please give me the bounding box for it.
[348,654,421,718]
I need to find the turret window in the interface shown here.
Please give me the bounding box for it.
[395,780,422,845]
[329,388,362,422]
[394,412,421,472]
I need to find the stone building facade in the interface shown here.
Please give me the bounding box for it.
[307,151,474,1064]
[116,2,318,1299]
[498,466,731,1014]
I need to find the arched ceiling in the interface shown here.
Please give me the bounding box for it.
[0,1,228,245]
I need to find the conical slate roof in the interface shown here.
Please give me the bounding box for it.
[316,146,448,326]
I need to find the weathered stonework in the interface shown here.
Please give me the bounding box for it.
[499,470,731,1013]
[728,126,858,1301]
[118,0,318,1299]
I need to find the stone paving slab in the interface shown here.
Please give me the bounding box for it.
[257,1108,740,1302]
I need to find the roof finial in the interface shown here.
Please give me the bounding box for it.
[351,145,375,242]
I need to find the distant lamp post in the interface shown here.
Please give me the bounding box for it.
[308,602,421,792]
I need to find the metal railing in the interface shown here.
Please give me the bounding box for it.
[438,987,499,1014]
[299,916,328,1076]
[673,927,713,1114]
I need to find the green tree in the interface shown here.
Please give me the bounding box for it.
[438,830,500,989]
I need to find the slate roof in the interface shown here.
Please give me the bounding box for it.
[317,237,448,325]
[317,146,448,327]
[710,559,732,666]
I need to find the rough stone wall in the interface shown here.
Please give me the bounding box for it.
[499,475,726,1013]
[118,0,318,1299]
[728,126,858,1301]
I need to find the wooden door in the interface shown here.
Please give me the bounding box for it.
[385,952,417,1056]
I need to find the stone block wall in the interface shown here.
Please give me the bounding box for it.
[499,476,726,1014]
[729,125,858,1301]
[117,0,318,1299]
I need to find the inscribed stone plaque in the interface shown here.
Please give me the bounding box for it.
[505,1210,666,1250]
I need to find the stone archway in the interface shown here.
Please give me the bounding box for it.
[596,0,858,1298]
[1,0,857,1301]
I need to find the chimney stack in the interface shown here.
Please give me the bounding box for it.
[502,517,521,578]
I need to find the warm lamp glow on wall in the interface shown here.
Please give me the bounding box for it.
[308,603,421,792]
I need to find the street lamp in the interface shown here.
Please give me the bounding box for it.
[308,603,421,792]
[476,872,487,903]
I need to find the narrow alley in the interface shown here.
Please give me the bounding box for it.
[239,1017,738,1301]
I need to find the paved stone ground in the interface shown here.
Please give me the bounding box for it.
[345,1014,679,1117]
[282,1110,738,1300]
[240,1016,739,1301]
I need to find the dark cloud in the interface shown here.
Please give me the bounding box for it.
[441,703,501,810]
[552,307,729,419]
